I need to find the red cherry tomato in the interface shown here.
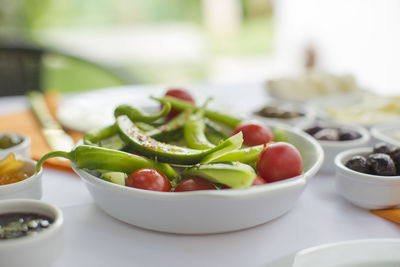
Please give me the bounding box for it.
[252,175,267,185]
[174,177,216,192]
[126,168,171,192]
[164,89,195,119]
[233,121,273,146]
[256,142,302,183]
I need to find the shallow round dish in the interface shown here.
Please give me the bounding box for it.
[0,132,30,160]
[299,121,370,173]
[0,199,64,267]
[293,239,400,267]
[250,100,316,127]
[370,120,400,146]
[335,147,400,210]
[72,123,323,234]
[0,157,43,200]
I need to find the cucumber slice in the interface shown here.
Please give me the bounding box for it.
[182,162,256,189]
[101,172,127,185]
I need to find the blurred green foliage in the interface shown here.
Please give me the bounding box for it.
[0,0,274,91]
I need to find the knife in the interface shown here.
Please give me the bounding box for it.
[28,91,75,152]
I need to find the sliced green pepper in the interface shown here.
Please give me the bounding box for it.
[114,102,171,123]
[83,124,125,150]
[147,109,191,140]
[209,145,265,164]
[184,100,215,150]
[181,162,256,188]
[152,96,243,128]
[116,115,243,165]
[35,145,179,181]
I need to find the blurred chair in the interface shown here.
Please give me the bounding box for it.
[0,44,129,96]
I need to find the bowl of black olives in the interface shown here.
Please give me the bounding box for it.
[300,121,370,173]
[334,143,400,210]
[252,100,316,127]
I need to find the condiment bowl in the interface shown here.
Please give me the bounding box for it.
[334,147,400,210]
[251,100,316,127]
[72,123,323,234]
[370,120,400,146]
[299,121,370,173]
[0,157,43,200]
[0,132,30,160]
[0,199,64,267]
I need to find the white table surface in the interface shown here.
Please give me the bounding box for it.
[1,84,399,267]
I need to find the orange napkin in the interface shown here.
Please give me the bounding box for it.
[0,91,83,172]
[371,209,400,225]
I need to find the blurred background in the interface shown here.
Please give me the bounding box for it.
[0,0,398,95]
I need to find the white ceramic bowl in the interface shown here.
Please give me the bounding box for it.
[251,100,316,127]
[335,147,400,210]
[370,120,400,146]
[0,199,64,267]
[72,124,323,234]
[0,157,43,200]
[299,121,370,173]
[293,239,400,267]
[0,132,30,160]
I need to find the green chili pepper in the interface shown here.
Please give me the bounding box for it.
[147,109,191,140]
[114,102,171,123]
[83,124,126,150]
[184,99,215,150]
[35,145,179,181]
[116,115,243,165]
[152,96,243,128]
[208,145,265,164]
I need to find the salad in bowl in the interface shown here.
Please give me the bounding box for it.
[36,89,323,234]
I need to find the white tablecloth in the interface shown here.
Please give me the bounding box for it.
[1,84,399,267]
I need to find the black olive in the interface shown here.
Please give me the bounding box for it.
[339,129,361,141]
[389,147,400,175]
[345,155,370,174]
[373,142,392,155]
[367,153,397,176]
[313,128,340,141]
[305,126,323,136]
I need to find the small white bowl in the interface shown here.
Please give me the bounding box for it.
[0,132,30,160]
[0,199,63,267]
[334,147,400,210]
[251,100,316,127]
[72,123,323,234]
[0,157,43,200]
[370,120,400,146]
[293,239,400,267]
[299,121,370,173]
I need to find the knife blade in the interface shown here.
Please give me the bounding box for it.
[28,91,75,152]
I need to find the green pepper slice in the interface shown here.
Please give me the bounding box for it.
[152,96,243,128]
[181,162,256,189]
[116,115,243,165]
[184,100,215,150]
[35,145,179,181]
[114,102,171,123]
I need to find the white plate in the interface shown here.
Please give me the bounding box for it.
[309,91,400,127]
[370,120,400,146]
[292,239,400,267]
[57,85,166,132]
[57,85,240,132]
